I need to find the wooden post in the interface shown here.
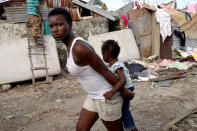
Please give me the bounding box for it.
[151,11,160,56]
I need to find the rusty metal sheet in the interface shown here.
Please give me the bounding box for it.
[47,0,61,8]
[47,0,73,8]
[47,0,53,8]
[160,34,173,59]
[61,0,73,7]
[71,7,81,21]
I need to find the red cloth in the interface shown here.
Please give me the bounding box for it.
[135,1,141,9]
[121,15,128,27]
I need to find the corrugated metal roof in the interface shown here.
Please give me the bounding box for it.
[4,0,49,23]
[61,0,73,7]
[72,0,116,21]
[3,0,81,23]
[70,7,81,21]
[0,0,10,4]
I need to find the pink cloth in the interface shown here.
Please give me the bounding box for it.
[158,59,175,67]
[135,1,141,9]
[187,3,197,14]
[121,15,128,27]
[159,5,172,10]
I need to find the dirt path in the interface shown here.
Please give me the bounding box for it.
[0,72,197,131]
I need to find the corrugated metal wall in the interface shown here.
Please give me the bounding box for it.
[4,0,80,23]
[4,0,49,23]
[172,26,197,51]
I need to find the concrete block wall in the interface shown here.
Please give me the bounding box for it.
[0,18,109,41]
[72,18,109,40]
[0,23,27,40]
[0,18,109,68]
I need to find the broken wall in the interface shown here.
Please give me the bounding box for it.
[0,22,27,40]
[0,18,109,68]
[0,17,108,41]
[0,36,61,85]
[72,18,108,40]
[88,29,140,61]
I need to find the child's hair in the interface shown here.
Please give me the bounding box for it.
[101,40,120,59]
[48,8,72,25]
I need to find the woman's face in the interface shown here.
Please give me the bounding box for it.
[49,15,71,41]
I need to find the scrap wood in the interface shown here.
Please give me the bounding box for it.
[156,68,179,76]
[149,71,186,82]
[177,56,194,62]
[189,71,197,75]
[161,108,197,131]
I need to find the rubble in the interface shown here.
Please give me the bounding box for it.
[0,84,11,92]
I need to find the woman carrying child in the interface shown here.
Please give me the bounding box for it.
[48,8,135,131]
[102,40,138,131]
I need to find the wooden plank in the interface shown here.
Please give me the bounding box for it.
[81,16,93,20]
[151,11,160,56]
[29,45,45,49]
[72,0,116,21]
[43,47,49,83]
[29,53,47,55]
[150,71,186,82]
[162,109,197,131]
[160,34,173,59]
[32,67,50,70]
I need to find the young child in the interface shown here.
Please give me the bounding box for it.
[101,40,138,131]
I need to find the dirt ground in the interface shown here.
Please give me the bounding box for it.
[0,69,197,131]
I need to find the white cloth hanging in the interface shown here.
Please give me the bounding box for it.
[155,8,172,42]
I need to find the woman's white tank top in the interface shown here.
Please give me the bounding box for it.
[66,37,116,99]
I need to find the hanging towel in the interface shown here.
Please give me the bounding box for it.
[156,8,172,42]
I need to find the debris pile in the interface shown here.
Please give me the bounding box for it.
[125,56,197,88]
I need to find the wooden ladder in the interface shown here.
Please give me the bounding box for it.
[26,21,50,91]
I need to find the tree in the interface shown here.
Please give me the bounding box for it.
[101,3,107,10]
[94,0,103,5]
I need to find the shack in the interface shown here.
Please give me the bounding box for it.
[123,1,197,59]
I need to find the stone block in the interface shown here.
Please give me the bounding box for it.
[0,36,61,85]
[88,29,140,61]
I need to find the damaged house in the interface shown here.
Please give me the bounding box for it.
[122,0,197,59]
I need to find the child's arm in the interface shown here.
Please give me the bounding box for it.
[104,68,126,100]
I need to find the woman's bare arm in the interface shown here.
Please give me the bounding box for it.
[73,41,119,86]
